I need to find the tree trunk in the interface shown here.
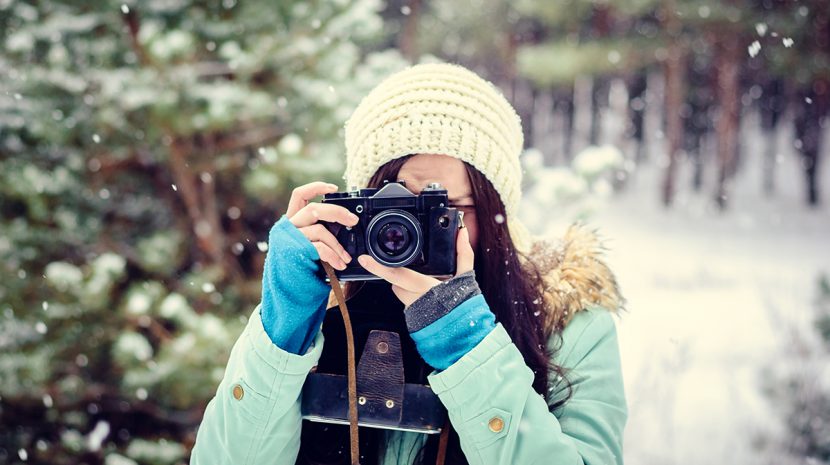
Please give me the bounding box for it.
[714,37,742,210]
[760,78,785,196]
[573,75,593,157]
[794,81,828,207]
[662,40,687,207]
[397,0,421,62]
[627,73,648,166]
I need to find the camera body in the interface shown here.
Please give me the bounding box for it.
[319,181,461,281]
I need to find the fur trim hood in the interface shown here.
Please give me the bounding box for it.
[522,222,626,336]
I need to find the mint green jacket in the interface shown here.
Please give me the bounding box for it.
[190,303,626,464]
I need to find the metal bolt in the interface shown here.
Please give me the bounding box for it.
[355,205,363,213]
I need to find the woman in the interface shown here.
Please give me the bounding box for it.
[191,63,627,465]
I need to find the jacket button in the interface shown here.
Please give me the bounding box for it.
[488,416,504,433]
[232,384,244,400]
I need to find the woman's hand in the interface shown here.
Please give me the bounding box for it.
[357,224,475,307]
[286,181,359,270]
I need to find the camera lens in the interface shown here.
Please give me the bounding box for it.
[365,209,422,267]
[378,223,409,255]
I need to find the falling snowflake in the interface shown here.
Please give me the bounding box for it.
[171,184,177,191]
[121,4,129,13]
[748,41,761,58]
[783,37,794,48]
[257,241,268,252]
[494,214,505,224]
[86,420,110,452]
[92,134,101,143]
[755,23,768,36]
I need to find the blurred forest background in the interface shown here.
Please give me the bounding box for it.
[1,0,828,464]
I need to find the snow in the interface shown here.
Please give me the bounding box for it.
[114,332,153,362]
[572,144,623,180]
[44,260,83,292]
[105,453,138,465]
[755,23,768,37]
[278,133,303,156]
[748,40,761,58]
[563,152,828,463]
[86,420,110,452]
[125,291,152,315]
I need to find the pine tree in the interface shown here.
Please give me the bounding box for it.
[0,1,407,463]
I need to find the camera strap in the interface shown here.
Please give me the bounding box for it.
[320,262,450,465]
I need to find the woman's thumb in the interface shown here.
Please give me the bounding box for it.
[456,225,474,275]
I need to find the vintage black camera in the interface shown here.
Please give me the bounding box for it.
[318,181,461,281]
[298,181,461,439]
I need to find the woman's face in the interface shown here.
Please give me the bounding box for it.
[396,153,479,253]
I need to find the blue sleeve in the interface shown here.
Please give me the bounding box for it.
[260,215,332,354]
[408,294,495,370]
[404,270,496,370]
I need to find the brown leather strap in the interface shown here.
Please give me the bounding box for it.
[436,419,451,465]
[322,263,450,465]
[321,262,360,465]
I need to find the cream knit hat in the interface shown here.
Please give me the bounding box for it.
[343,62,534,253]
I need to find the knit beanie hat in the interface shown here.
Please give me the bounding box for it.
[343,62,534,254]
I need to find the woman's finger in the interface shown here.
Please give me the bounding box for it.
[455,225,475,275]
[357,255,437,292]
[312,242,347,270]
[300,224,352,263]
[286,182,339,218]
[290,202,359,229]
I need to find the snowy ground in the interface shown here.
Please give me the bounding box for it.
[556,140,830,464]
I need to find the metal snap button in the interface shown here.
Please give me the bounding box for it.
[488,416,504,433]
[232,384,244,401]
[377,341,389,354]
[358,396,367,405]
[385,400,395,408]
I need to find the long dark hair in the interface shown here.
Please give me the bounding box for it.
[298,156,573,465]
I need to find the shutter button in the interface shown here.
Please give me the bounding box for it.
[488,416,504,433]
[233,384,244,400]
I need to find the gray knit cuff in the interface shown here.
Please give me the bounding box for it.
[403,270,482,333]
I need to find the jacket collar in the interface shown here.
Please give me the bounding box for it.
[522,222,625,335]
